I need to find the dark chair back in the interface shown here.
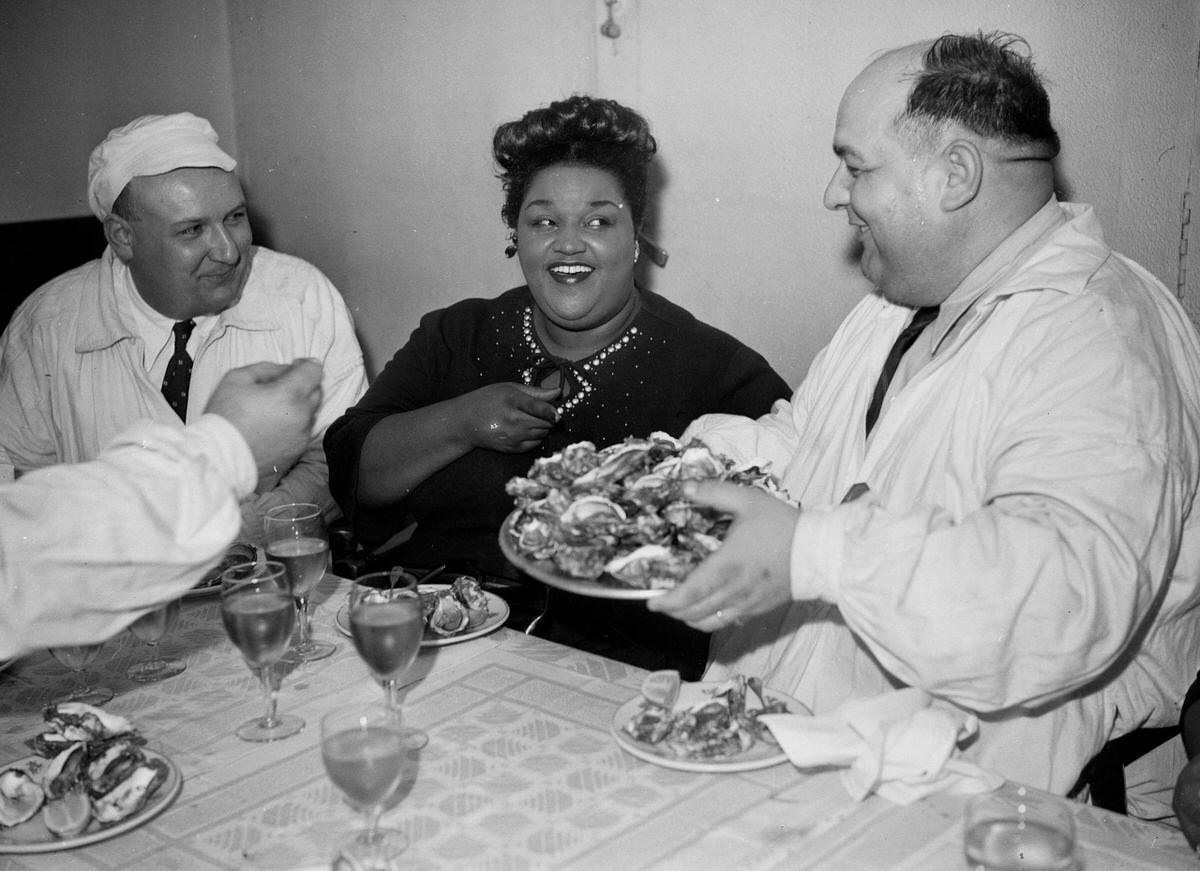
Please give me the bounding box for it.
[1,216,107,332]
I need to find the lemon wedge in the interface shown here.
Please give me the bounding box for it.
[640,670,681,709]
[43,788,91,838]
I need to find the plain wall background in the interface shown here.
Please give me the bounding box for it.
[3,0,1198,387]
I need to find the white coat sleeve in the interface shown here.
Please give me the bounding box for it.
[0,414,256,658]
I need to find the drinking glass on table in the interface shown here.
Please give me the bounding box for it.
[48,642,113,705]
[349,571,428,749]
[126,598,185,682]
[321,705,416,868]
[220,560,304,742]
[263,502,336,661]
[963,786,1079,871]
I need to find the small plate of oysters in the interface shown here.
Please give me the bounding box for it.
[336,576,510,647]
[0,702,181,853]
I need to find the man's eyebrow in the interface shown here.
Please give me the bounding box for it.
[833,143,864,160]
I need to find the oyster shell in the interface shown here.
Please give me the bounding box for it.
[427,593,469,636]
[513,511,559,560]
[552,544,608,579]
[91,758,168,825]
[0,767,45,827]
[605,544,692,589]
[559,494,627,526]
[86,738,145,796]
[42,741,87,799]
[43,702,133,742]
[450,576,490,628]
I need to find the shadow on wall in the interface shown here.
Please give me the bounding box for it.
[634,157,669,294]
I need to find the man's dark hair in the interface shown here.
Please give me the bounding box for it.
[900,31,1060,158]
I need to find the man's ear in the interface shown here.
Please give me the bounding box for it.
[103,214,134,262]
[939,138,983,211]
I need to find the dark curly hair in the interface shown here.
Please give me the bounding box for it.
[899,31,1060,158]
[493,95,657,231]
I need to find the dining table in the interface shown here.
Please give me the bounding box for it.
[0,573,1195,871]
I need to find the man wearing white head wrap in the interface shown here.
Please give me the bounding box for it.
[87,112,237,221]
[0,111,368,551]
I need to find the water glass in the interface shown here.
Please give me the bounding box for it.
[126,598,186,682]
[349,571,428,749]
[322,705,416,868]
[264,502,335,661]
[220,560,304,741]
[964,786,1079,871]
[48,643,114,705]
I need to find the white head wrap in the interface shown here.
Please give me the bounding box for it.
[87,112,237,220]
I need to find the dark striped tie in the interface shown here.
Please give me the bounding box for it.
[864,306,939,437]
[161,319,196,421]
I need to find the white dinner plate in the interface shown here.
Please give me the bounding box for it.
[335,583,509,647]
[610,681,808,773]
[498,515,669,601]
[0,748,182,853]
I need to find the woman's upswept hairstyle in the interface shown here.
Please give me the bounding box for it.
[493,95,657,230]
[899,31,1060,158]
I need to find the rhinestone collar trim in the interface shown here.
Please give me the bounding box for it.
[519,307,639,417]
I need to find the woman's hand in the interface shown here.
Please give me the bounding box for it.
[459,383,560,453]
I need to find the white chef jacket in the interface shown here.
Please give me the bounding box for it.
[0,414,255,659]
[0,245,368,541]
[686,201,1200,801]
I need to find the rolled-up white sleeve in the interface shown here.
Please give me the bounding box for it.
[0,414,256,658]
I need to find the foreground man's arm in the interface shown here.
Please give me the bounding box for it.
[0,360,322,658]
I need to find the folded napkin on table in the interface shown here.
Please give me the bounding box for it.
[760,687,1003,805]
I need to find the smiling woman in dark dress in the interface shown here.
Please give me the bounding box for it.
[324,95,789,678]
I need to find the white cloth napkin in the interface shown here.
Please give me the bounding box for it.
[760,687,1003,805]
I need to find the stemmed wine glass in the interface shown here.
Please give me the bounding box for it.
[126,598,185,682]
[48,643,114,705]
[263,502,336,662]
[321,705,415,867]
[220,560,304,742]
[348,571,428,749]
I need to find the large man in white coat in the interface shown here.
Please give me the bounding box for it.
[650,32,1200,821]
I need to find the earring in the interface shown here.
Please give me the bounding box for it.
[504,229,518,258]
[634,240,640,265]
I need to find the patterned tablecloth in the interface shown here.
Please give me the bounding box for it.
[0,576,1194,870]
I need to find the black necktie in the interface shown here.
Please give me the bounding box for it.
[864,306,938,437]
[161,319,196,421]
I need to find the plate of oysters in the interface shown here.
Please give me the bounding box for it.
[336,575,510,647]
[0,703,182,853]
[500,433,787,599]
[612,671,808,773]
